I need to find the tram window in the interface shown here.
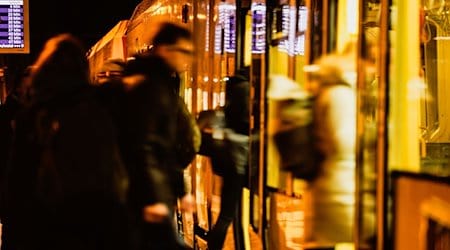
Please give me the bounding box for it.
[270,5,288,46]
[270,3,307,56]
[420,2,450,174]
[421,22,438,139]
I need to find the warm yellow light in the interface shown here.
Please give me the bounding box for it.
[196,13,207,20]
[347,0,359,35]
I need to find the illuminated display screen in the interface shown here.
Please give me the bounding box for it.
[0,0,29,53]
[252,3,266,54]
[214,3,236,54]
[277,5,307,56]
[296,6,307,55]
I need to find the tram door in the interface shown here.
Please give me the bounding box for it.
[355,0,450,249]
[388,0,450,249]
[263,0,366,248]
[189,0,239,248]
[264,0,315,248]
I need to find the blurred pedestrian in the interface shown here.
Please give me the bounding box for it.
[1,33,128,250]
[118,22,199,250]
[302,43,357,246]
[0,65,33,232]
[197,74,250,250]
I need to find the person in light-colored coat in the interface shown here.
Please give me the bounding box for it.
[303,50,357,246]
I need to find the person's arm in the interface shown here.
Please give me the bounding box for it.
[126,79,178,221]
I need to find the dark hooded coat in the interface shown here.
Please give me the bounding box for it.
[1,34,128,250]
[118,53,199,211]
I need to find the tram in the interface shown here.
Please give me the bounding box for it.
[87,0,450,249]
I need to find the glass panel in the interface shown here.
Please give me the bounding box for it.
[266,0,309,191]
[356,1,381,249]
[388,0,450,176]
[265,0,311,247]
[421,0,450,175]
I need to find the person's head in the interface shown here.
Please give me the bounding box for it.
[30,33,89,99]
[305,45,357,93]
[151,22,194,73]
[224,74,250,134]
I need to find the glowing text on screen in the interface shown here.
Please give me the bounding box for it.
[0,0,25,49]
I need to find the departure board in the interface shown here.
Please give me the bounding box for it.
[0,0,29,53]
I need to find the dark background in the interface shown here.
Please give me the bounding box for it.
[29,0,141,52]
[2,0,141,88]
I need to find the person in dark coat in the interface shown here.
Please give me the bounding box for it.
[197,74,250,250]
[117,22,199,250]
[1,33,129,250]
[0,66,33,213]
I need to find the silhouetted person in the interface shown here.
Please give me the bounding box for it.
[1,33,128,250]
[0,66,33,222]
[118,22,199,250]
[197,74,250,250]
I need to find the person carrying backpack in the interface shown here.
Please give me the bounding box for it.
[197,74,250,250]
[302,48,357,246]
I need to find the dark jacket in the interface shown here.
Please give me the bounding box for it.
[118,54,198,210]
[0,93,21,217]
[2,84,129,250]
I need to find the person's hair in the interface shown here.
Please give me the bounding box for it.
[29,33,90,101]
[152,22,192,47]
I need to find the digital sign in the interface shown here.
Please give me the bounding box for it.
[276,5,307,56]
[252,3,266,54]
[214,2,236,54]
[296,6,307,56]
[0,0,29,53]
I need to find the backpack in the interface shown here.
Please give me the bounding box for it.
[272,93,325,181]
[197,109,249,177]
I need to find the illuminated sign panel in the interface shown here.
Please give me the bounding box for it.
[214,3,236,54]
[252,3,266,54]
[277,5,307,56]
[0,0,29,53]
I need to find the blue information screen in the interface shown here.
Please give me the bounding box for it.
[0,0,27,51]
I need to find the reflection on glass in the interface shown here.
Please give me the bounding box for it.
[421,0,450,175]
[356,1,381,249]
